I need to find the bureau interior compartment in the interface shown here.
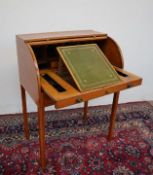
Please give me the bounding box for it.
[30,37,128,93]
[31,38,109,71]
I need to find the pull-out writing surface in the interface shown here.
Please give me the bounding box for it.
[40,67,142,109]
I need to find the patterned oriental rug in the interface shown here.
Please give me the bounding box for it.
[0,101,153,175]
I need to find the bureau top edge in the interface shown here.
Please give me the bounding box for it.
[16,30,107,43]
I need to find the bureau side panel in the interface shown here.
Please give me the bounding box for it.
[99,37,124,68]
[16,37,40,104]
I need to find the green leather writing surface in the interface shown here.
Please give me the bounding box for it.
[57,44,120,91]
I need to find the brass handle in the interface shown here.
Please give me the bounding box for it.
[76,98,83,103]
[127,84,132,88]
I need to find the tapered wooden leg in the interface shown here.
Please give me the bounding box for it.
[38,93,46,170]
[83,101,88,121]
[20,85,30,139]
[108,92,120,140]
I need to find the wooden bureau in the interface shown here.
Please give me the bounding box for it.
[16,30,142,170]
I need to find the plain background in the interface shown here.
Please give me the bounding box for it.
[0,0,153,114]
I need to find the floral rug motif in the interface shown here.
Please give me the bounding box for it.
[0,101,153,175]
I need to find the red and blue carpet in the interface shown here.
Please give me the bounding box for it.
[0,101,153,175]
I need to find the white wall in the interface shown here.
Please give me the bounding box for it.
[0,0,153,114]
